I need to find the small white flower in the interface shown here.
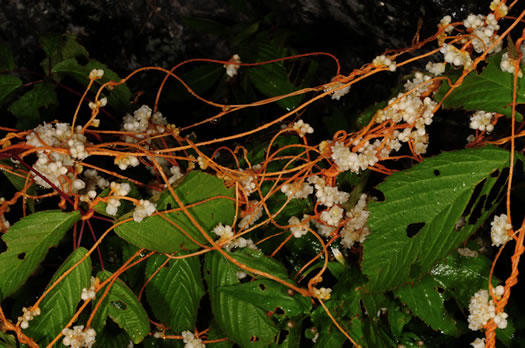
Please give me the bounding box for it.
[89,69,104,80]
[312,287,332,300]
[490,214,512,247]
[224,54,241,78]
[133,200,156,222]
[372,55,396,71]
[292,120,314,136]
[289,215,310,238]
[471,337,485,348]
[62,325,96,348]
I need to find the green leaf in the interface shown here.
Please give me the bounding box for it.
[169,65,223,101]
[312,324,346,348]
[115,171,234,253]
[92,270,150,344]
[145,254,205,332]
[395,277,459,336]
[436,51,524,120]
[362,146,510,291]
[247,43,302,111]
[219,279,311,317]
[205,251,279,348]
[228,248,290,281]
[0,75,22,107]
[25,247,91,346]
[8,82,57,129]
[0,41,15,71]
[39,33,89,73]
[95,321,133,348]
[0,210,81,301]
[52,58,131,111]
[0,331,17,348]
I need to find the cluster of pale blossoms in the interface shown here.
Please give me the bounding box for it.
[500,52,523,78]
[323,78,351,100]
[18,306,40,329]
[372,55,397,71]
[181,330,205,348]
[307,175,349,207]
[292,119,314,137]
[312,287,332,300]
[340,194,371,248]
[213,223,257,251]
[105,182,131,216]
[238,200,263,229]
[468,286,508,332]
[490,214,512,247]
[280,181,314,200]
[62,325,96,348]
[26,123,89,192]
[469,111,495,133]
[288,215,311,238]
[80,277,97,301]
[224,54,241,78]
[237,165,262,195]
[132,199,157,222]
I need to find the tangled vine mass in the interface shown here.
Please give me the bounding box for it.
[1,1,525,347]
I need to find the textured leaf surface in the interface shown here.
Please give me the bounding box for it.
[0,161,36,212]
[219,279,311,317]
[437,51,524,120]
[0,210,81,300]
[0,75,22,106]
[145,254,205,332]
[205,251,278,348]
[93,271,150,344]
[8,82,57,129]
[247,43,301,111]
[395,277,458,336]
[115,171,234,253]
[25,247,91,346]
[39,33,89,73]
[362,146,510,291]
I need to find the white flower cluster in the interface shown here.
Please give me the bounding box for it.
[320,205,344,227]
[469,111,495,133]
[313,220,335,237]
[307,176,349,207]
[106,182,131,216]
[439,15,454,34]
[340,194,370,249]
[81,276,97,301]
[312,287,332,300]
[292,119,314,137]
[79,169,109,202]
[213,223,257,251]
[224,54,241,78]
[18,306,40,329]
[323,81,351,100]
[88,97,107,111]
[26,123,92,192]
[468,289,508,331]
[197,156,208,170]
[133,199,156,222]
[372,55,396,72]
[0,197,10,231]
[500,52,523,78]
[115,155,140,170]
[490,214,512,247]
[62,325,96,348]
[88,68,104,80]
[463,13,503,54]
[121,105,168,144]
[238,200,263,229]
[167,165,184,185]
[425,61,446,75]
[280,181,313,200]
[181,330,205,348]
[490,0,508,17]
[471,337,485,348]
[289,215,310,238]
[440,44,473,69]
[238,167,259,195]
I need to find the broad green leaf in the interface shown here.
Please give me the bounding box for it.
[387,304,411,338]
[145,254,205,332]
[25,247,91,346]
[169,65,223,101]
[206,321,233,348]
[395,277,459,336]
[219,279,311,317]
[39,33,89,73]
[95,322,132,348]
[0,161,36,213]
[8,82,57,129]
[362,146,510,291]
[247,43,302,111]
[92,270,149,344]
[205,251,279,348]
[312,324,346,348]
[0,331,16,348]
[228,248,290,281]
[52,58,131,111]
[0,210,81,301]
[269,318,302,348]
[115,171,234,253]
[0,75,22,106]
[436,50,524,120]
